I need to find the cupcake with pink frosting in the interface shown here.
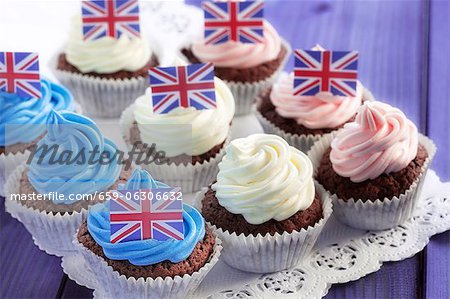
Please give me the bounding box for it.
[308,101,436,230]
[256,72,374,152]
[182,21,290,115]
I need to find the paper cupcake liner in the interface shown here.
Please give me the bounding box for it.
[224,40,292,116]
[194,183,333,273]
[120,104,228,193]
[73,230,223,299]
[255,87,375,153]
[51,51,149,118]
[308,133,437,230]
[4,164,89,256]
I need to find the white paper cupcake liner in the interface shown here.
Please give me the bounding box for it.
[308,133,437,230]
[194,183,333,273]
[73,230,223,299]
[120,104,228,193]
[4,164,89,256]
[255,87,375,153]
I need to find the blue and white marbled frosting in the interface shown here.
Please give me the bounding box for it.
[0,78,75,147]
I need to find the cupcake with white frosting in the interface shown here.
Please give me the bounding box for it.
[182,21,290,115]
[256,72,374,152]
[120,76,235,193]
[197,134,332,273]
[53,15,159,117]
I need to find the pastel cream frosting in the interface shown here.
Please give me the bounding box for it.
[212,134,315,225]
[191,21,282,69]
[133,77,235,157]
[64,16,151,74]
[330,101,419,183]
[270,73,364,129]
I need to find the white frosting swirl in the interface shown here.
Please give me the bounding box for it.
[64,16,151,74]
[133,77,235,157]
[212,134,315,225]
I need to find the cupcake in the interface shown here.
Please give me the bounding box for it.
[309,101,436,230]
[53,14,159,117]
[120,76,235,193]
[0,78,77,196]
[74,169,222,298]
[182,21,290,115]
[4,110,131,256]
[256,72,374,153]
[198,133,332,273]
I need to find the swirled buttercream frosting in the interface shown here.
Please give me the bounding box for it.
[133,77,235,157]
[64,16,151,74]
[270,73,363,129]
[87,200,206,266]
[1,79,75,147]
[28,110,121,201]
[212,134,315,225]
[330,101,419,182]
[191,21,282,69]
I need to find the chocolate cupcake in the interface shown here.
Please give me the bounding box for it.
[256,72,374,153]
[4,110,130,256]
[181,21,290,115]
[197,134,332,273]
[120,76,235,193]
[74,169,221,298]
[0,79,78,196]
[52,14,160,117]
[309,101,436,230]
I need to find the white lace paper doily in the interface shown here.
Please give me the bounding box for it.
[61,169,450,298]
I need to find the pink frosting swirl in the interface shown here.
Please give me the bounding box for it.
[191,21,282,68]
[330,101,419,183]
[270,73,363,129]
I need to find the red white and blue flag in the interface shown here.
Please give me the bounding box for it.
[149,63,216,114]
[294,50,358,97]
[110,188,184,243]
[81,0,140,41]
[203,0,264,45]
[0,52,41,99]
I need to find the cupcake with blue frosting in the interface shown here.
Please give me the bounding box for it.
[4,110,131,256]
[0,78,77,196]
[75,169,221,298]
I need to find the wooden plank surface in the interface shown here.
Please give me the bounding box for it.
[0,197,65,298]
[425,0,450,298]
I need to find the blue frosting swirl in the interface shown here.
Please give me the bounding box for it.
[28,110,121,202]
[87,169,206,266]
[0,78,75,146]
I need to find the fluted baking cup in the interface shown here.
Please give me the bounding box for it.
[73,230,222,299]
[255,87,375,153]
[120,104,228,193]
[308,133,436,230]
[4,164,88,256]
[194,182,333,273]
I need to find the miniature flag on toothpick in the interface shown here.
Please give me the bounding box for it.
[110,188,184,243]
[203,0,264,45]
[81,0,141,41]
[0,52,41,99]
[149,63,217,114]
[294,49,358,97]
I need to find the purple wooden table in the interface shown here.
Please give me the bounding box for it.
[1,1,449,298]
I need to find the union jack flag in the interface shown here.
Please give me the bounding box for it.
[81,0,140,41]
[203,0,264,45]
[294,50,359,97]
[149,63,216,114]
[0,52,41,99]
[110,188,184,243]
